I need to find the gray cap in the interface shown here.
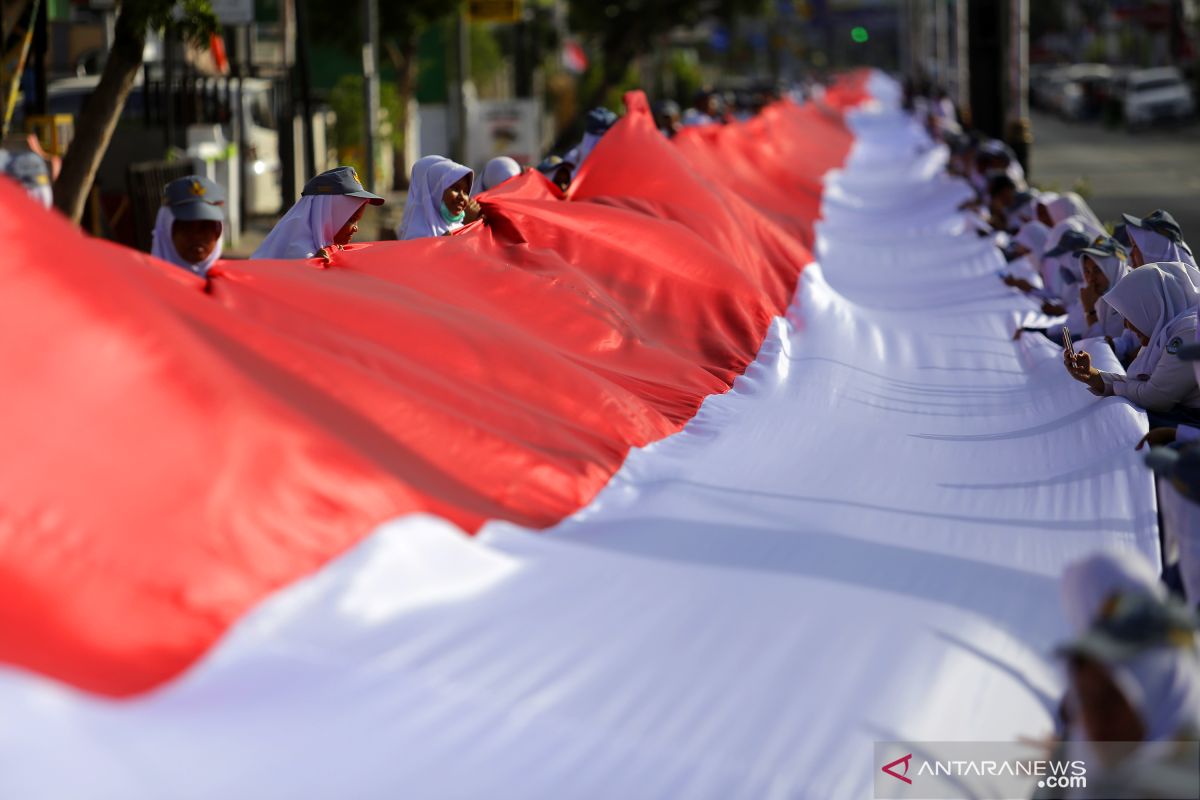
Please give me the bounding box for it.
[535,155,574,176]
[163,175,226,222]
[1044,229,1093,258]
[1075,235,1127,261]
[301,166,384,205]
[7,152,50,189]
[1123,209,1184,244]
[1145,444,1200,503]
[1057,592,1199,664]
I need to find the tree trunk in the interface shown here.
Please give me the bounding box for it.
[53,6,146,223]
[384,32,416,190]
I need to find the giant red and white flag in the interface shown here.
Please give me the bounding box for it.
[0,72,1156,798]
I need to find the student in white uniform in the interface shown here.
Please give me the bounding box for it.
[396,155,480,240]
[564,107,618,167]
[1123,209,1197,270]
[252,166,384,260]
[1075,237,1139,359]
[535,155,574,195]
[1039,227,1094,324]
[478,156,522,193]
[1066,262,1200,420]
[1144,438,1200,605]
[151,175,226,276]
[3,150,53,209]
[1054,593,1200,797]
[1039,192,1103,233]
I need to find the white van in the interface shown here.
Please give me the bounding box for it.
[1123,67,1195,128]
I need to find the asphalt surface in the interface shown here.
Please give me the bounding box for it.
[1029,110,1200,237]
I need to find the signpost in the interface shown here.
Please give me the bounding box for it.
[467,0,521,23]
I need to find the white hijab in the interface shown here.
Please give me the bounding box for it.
[1108,643,1200,743]
[150,206,223,276]
[1013,220,1050,258]
[1046,192,1103,231]
[397,155,473,241]
[1104,262,1200,373]
[1130,224,1197,270]
[1085,249,1132,338]
[251,194,365,259]
[564,132,603,167]
[1041,219,1090,293]
[1060,550,1166,635]
[479,157,521,193]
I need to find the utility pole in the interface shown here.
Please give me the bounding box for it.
[1006,0,1031,173]
[967,0,1005,139]
[935,0,949,89]
[448,11,470,164]
[954,0,969,123]
[361,0,380,192]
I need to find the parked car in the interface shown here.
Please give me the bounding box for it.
[1122,67,1195,128]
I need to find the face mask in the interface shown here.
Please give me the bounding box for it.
[440,200,465,225]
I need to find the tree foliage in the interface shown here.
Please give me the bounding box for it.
[54,0,218,223]
[568,0,767,108]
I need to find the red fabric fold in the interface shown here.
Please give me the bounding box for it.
[0,85,857,696]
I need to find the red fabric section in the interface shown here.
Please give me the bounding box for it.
[0,88,856,696]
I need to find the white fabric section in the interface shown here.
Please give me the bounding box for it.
[251,195,364,259]
[0,90,1162,800]
[150,207,224,276]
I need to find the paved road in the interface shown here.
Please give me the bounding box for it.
[1029,111,1200,239]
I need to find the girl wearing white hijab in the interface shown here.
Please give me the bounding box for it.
[1067,262,1200,414]
[1058,594,1200,786]
[999,220,1051,291]
[1124,210,1197,269]
[151,175,225,276]
[563,107,618,168]
[1039,191,1103,232]
[1077,239,1133,343]
[397,155,479,240]
[1060,549,1166,635]
[252,166,383,260]
[478,156,522,193]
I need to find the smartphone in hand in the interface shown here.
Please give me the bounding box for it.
[1062,326,1074,358]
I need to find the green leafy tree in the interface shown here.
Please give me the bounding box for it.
[306,0,454,186]
[568,0,767,112]
[54,0,217,223]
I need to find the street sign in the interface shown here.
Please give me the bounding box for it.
[467,0,521,23]
[209,0,254,26]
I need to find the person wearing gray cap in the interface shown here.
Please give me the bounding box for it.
[1141,338,1200,605]
[1076,237,1137,359]
[1037,227,1094,321]
[1065,263,1200,419]
[534,155,574,195]
[1122,209,1197,270]
[151,175,226,276]
[1052,592,1200,798]
[2,150,53,209]
[252,166,384,260]
[563,107,619,169]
